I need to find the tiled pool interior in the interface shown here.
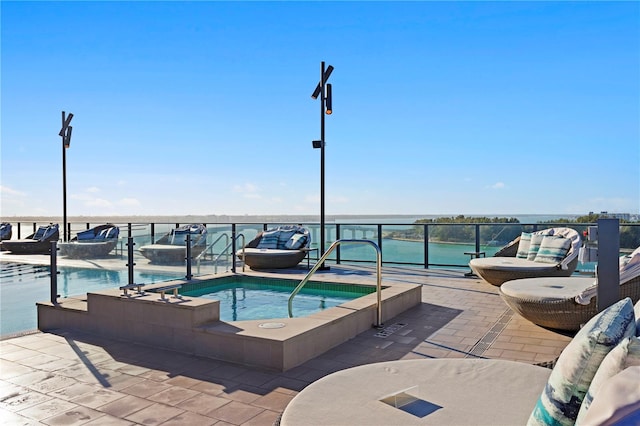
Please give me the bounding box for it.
[179,275,380,321]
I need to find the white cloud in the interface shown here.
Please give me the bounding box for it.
[0,185,26,196]
[329,195,349,204]
[305,194,320,204]
[86,198,112,208]
[86,186,100,193]
[488,182,505,189]
[118,198,141,206]
[233,183,257,193]
[233,182,262,199]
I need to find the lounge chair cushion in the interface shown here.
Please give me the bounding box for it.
[516,232,532,259]
[501,277,596,302]
[527,297,636,426]
[576,336,640,423]
[577,366,640,426]
[285,233,308,250]
[534,235,571,264]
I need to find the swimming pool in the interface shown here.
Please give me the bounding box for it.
[0,262,184,337]
[179,275,378,321]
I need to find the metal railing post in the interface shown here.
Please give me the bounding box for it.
[185,233,193,280]
[424,224,429,269]
[50,241,59,304]
[232,224,237,273]
[17,222,21,239]
[336,224,341,264]
[126,237,135,285]
[475,224,481,254]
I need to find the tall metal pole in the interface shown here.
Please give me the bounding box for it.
[319,61,326,268]
[59,111,73,242]
[61,112,68,242]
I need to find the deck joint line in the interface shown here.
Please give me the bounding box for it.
[466,308,513,358]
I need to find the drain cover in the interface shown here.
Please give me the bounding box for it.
[258,322,286,329]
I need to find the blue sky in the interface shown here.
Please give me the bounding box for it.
[2,1,639,218]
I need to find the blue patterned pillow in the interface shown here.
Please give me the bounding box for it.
[527,298,636,426]
[285,233,308,250]
[534,235,571,264]
[516,232,532,259]
[257,230,279,249]
[276,230,297,249]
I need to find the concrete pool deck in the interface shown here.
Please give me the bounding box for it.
[1,264,573,425]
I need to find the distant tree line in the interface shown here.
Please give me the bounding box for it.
[384,214,640,249]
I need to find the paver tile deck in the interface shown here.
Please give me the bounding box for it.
[1,265,573,425]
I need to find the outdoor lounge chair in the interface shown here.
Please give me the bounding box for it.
[1,223,59,254]
[469,227,582,286]
[280,298,640,425]
[499,246,640,331]
[236,225,310,269]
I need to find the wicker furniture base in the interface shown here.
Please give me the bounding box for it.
[500,276,640,331]
[470,257,578,286]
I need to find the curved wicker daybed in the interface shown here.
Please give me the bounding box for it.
[2,223,59,254]
[237,226,310,270]
[499,247,640,331]
[59,224,120,259]
[139,224,208,264]
[469,227,582,286]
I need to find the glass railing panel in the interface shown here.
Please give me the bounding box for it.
[380,224,423,266]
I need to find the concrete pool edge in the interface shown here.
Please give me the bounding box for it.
[36,273,422,371]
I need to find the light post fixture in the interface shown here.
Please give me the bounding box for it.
[311,61,333,269]
[59,111,73,242]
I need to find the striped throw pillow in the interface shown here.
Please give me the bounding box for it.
[534,235,571,264]
[516,232,532,259]
[527,232,547,260]
[527,298,636,426]
[257,230,279,249]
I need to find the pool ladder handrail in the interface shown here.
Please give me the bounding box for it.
[288,239,383,327]
[196,233,245,274]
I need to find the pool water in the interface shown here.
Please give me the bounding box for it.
[0,262,183,337]
[181,276,377,321]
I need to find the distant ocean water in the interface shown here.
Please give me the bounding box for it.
[6,213,580,225]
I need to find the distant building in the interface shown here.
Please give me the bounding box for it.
[589,211,633,221]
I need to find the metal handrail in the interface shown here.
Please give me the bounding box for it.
[196,233,244,274]
[211,233,246,274]
[196,233,230,261]
[288,239,383,327]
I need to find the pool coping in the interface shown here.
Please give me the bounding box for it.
[36,272,422,371]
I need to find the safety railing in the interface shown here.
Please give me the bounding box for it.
[288,239,383,327]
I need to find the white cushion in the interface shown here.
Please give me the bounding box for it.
[577,337,640,422]
[577,366,640,426]
[501,277,595,302]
